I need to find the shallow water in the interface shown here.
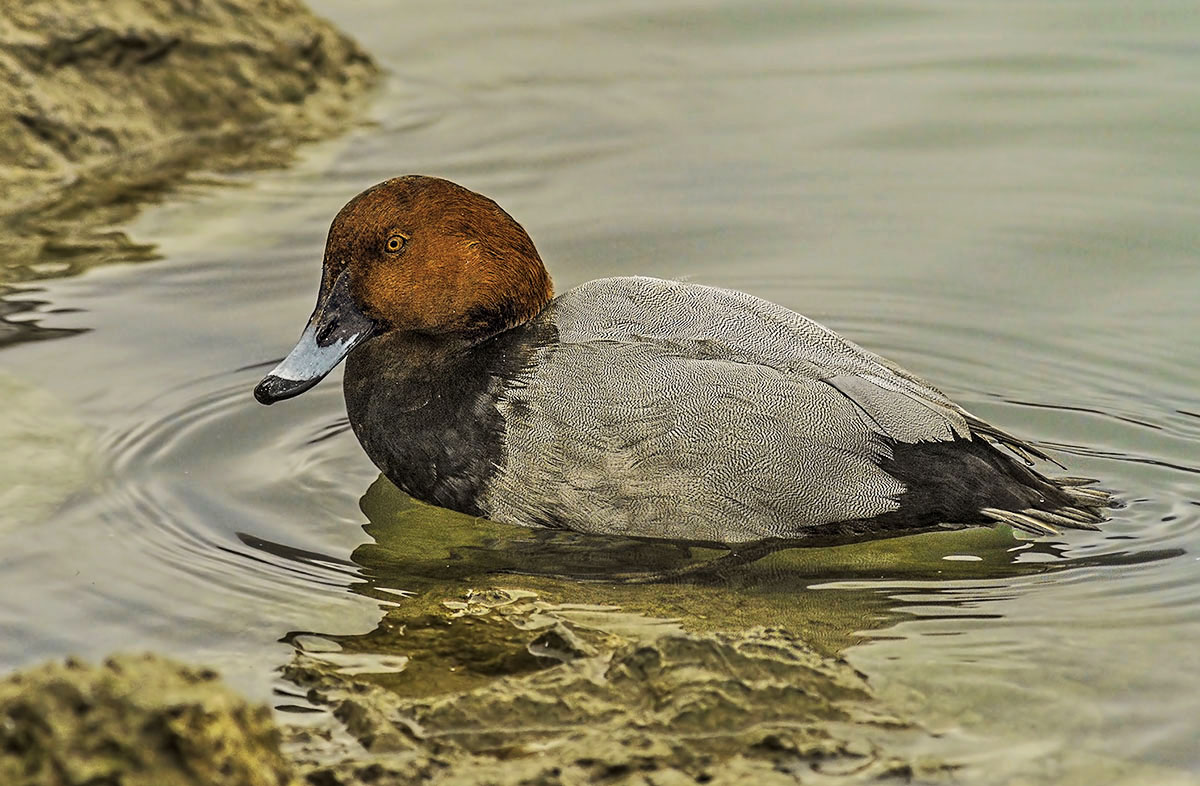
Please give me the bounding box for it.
[2,0,1199,781]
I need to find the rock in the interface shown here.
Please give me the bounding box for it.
[0,653,296,786]
[0,0,379,289]
[281,587,953,785]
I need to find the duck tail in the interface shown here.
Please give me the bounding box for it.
[980,475,1116,536]
[962,411,1068,469]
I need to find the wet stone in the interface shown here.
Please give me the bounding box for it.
[281,587,953,785]
[0,653,296,786]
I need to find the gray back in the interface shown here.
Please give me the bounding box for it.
[480,277,974,542]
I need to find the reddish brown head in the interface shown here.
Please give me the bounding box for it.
[324,175,553,335]
[254,176,554,405]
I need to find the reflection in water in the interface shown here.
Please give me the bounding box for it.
[0,287,88,348]
[268,479,944,779]
[249,477,1185,781]
[0,223,159,346]
[255,475,1182,679]
[351,476,1177,587]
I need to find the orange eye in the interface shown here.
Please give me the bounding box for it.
[385,234,407,253]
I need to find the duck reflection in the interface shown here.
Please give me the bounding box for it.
[244,473,1179,663]
[246,477,1180,780]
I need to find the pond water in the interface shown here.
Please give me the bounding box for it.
[2,0,1199,782]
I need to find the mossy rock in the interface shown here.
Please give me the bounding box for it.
[0,653,296,786]
[0,0,379,286]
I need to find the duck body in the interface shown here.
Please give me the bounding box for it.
[344,276,1098,545]
[255,176,1112,546]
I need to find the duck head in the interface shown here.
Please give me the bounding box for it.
[253,176,553,404]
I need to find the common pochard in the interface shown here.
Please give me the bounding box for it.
[254,176,1111,547]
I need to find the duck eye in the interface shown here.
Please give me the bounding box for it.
[385,234,407,254]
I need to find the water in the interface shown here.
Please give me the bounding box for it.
[2,0,1199,781]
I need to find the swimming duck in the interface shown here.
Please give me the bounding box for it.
[254,176,1111,547]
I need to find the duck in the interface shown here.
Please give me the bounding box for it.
[253,175,1112,549]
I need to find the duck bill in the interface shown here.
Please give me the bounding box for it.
[253,271,378,405]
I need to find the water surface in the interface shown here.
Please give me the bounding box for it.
[2,1,1198,782]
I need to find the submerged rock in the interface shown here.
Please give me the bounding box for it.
[0,573,952,785]
[0,653,296,786]
[0,0,378,291]
[282,588,951,785]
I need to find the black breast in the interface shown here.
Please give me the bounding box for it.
[342,317,557,515]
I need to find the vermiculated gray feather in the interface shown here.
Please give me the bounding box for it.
[481,276,1054,543]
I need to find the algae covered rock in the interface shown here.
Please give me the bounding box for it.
[0,653,296,786]
[282,588,950,785]
[0,0,379,286]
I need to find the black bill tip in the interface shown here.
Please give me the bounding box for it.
[253,374,320,405]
